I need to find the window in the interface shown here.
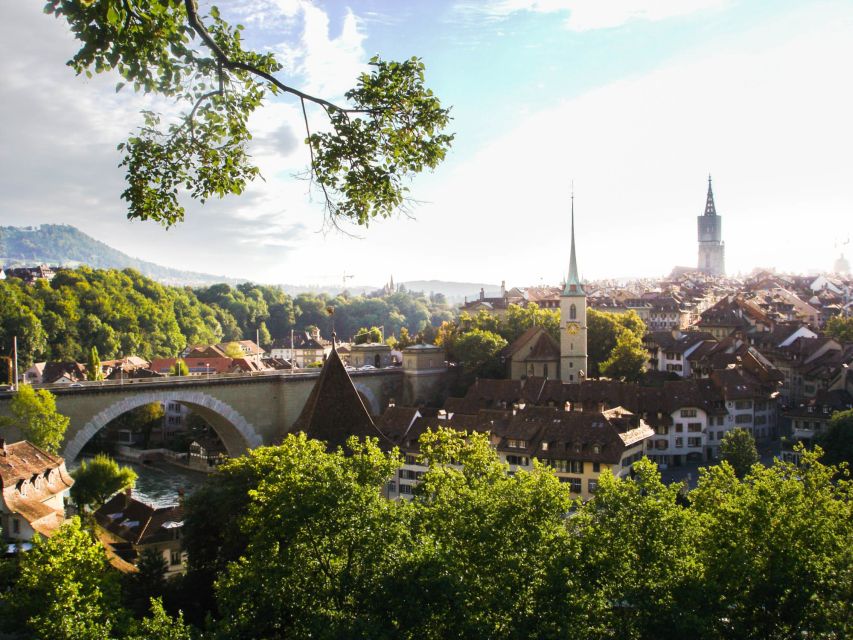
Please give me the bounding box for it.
[506,455,529,466]
[735,414,753,424]
[550,459,568,472]
[675,437,683,448]
[588,479,598,494]
[675,423,683,433]
[734,400,753,410]
[687,437,701,447]
[541,442,549,452]
[405,454,418,465]
[688,423,702,432]
[562,477,582,493]
[399,484,413,495]
[170,551,182,566]
[569,460,584,474]
[680,409,697,417]
[570,304,577,320]
[592,462,600,473]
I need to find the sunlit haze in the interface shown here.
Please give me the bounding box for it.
[1,0,851,288]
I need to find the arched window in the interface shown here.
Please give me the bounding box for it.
[569,304,577,320]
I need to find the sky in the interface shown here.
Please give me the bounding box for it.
[1,0,852,288]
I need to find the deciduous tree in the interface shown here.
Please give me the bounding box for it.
[2,385,70,454]
[720,427,759,478]
[86,345,104,381]
[45,0,453,227]
[71,454,138,511]
[816,408,853,468]
[170,358,190,376]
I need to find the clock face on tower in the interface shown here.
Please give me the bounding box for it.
[566,322,580,335]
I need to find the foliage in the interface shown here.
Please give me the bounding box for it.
[719,427,759,478]
[6,517,123,639]
[126,598,194,640]
[816,409,853,467]
[124,549,169,619]
[45,1,452,227]
[215,435,404,638]
[170,359,190,376]
[0,268,451,367]
[588,308,647,378]
[1,385,69,454]
[825,315,853,343]
[600,328,647,382]
[87,345,104,380]
[691,446,852,639]
[354,326,382,344]
[453,329,507,378]
[222,342,245,359]
[71,454,138,511]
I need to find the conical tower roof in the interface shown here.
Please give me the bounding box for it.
[562,190,585,296]
[292,342,393,451]
[704,174,717,216]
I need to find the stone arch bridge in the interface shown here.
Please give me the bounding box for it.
[0,369,407,463]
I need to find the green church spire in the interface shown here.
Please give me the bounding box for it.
[563,188,585,296]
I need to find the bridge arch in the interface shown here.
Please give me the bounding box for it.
[353,383,380,415]
[62,390,263,463]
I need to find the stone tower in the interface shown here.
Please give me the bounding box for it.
[697,175,725,276]
[560,192,588,382]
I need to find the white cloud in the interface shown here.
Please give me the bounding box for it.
[460,0,729,30]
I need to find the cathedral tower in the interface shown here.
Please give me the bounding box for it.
[697,175,725,276]
[560,192,588,382]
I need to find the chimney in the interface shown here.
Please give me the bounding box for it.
[479,287,485,301]
[501,280,506,297]
[311,327,320,340]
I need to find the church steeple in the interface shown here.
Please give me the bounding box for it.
[704,174,717,216]
[563,190,585,296]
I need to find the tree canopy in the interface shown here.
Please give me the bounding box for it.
[816,408,853,468]
[720,427,759,478]
[71,454,138,511]
[1,386,69,454]
[45,0,453,227]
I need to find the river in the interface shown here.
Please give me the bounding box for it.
[70,457,209,508]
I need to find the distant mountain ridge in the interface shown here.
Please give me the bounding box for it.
[0,224,241,285]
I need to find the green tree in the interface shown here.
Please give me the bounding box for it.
[7,517,122,639]
[71,454,138,512]
[453,329,508,378]
[214,435,405,638]
[222,342,245,359]
[720,427,760,478]
[825,315,853,343]
[587,308,647,379]
[256,321,272,350]
[816,409,853,467]
[354,326,382,344]
[560,459,705,639]
[124,548,168,619]
[112,402,166,449]
[1,386,70,454]
[600,328,647,382]
[691,447,853,638]
[45,1,453,227]
[86,345,104,381]
[170,359,190,376]
[126,598,194,640]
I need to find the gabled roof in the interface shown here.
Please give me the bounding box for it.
[95,493,184,546]
[291,346,393,450]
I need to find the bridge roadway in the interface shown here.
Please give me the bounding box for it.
[0,368,404,462]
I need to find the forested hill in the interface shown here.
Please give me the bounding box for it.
[0,267,454,370]
[0,224,238,285]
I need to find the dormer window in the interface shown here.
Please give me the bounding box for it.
[592,444,601,454]
[541,442,549,451]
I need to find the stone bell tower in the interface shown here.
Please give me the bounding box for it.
[697,174,725,276]
[560,191,588,382]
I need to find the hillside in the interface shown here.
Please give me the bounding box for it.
[0,224,240,285]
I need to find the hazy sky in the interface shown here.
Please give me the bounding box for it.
[1,0,851,287]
